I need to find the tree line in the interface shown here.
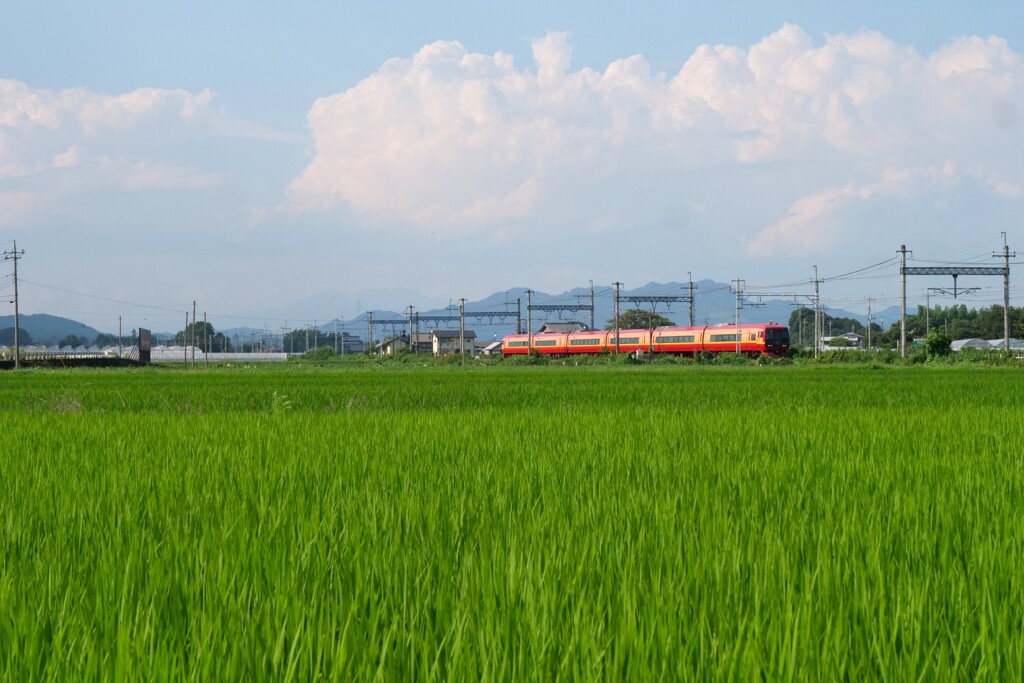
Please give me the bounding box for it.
[0,328,138,348]
[789,304,1023,349]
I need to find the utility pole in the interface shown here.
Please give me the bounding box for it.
[3,242,24,368]
[925,290,931,335]
[812,266,822,357]
[405,306,414,353]
[118,315,123,359]
[996,233,1014,351]
[367,312,373,355]
[516,297,522,334]
[866,297,873,350]
[613,282,623,354]
[525,290,533,353]
[204,312,209,368]
[459,298,466,365]
[589,280,595,330]
[191,301,197,368]
[733,279,743,354]
[687,272,696,327]
[899,245,908,358]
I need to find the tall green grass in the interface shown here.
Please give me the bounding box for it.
[1,366,1023,679]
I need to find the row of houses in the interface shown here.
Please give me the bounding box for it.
[374,330,499,357]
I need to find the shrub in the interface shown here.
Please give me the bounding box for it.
[924,330,953,357]
[302,346,338,361]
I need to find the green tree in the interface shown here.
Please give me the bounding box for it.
[789,307,873,348]
[93,333,120,347]
[605,309,675,330]
[924,329,952,357]
[283,327,325,354]
[174,322,231,352]
[902,303,1024,341]
[826,336,855,348]
[0,327,32,346]
[303,346,337,361]
[58,334,90,348]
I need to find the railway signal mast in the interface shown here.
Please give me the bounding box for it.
[899,239,1012,355]
[741,270,821,353]
[619,293,692,353]
[686,273,697,327]
[996,233,1015,351]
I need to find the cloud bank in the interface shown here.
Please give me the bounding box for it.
[0,79,217,187]
[289,25,1024,254]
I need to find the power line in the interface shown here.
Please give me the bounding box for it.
[19,278,187,314]
[822,257,899,283]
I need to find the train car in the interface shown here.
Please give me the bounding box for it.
[696,323,790,357]
[607,330,651,354]
[761,324,790,357]
[501,332,571,355]
[702,325,749,354]
[565,329,609,354]
[651,327,702,354]
[529,332,570,354]
[501,334,531,355]
[501,323,789,358]
[695,323,790,357]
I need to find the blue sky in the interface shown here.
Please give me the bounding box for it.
[2,2,1023,332]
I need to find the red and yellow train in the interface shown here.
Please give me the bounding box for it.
[502,323,790,357]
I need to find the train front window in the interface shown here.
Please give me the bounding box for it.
[765,328,789,346]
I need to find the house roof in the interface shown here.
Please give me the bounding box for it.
[538,321,589,334]
[432,330,477,339]
[375,335,408,349]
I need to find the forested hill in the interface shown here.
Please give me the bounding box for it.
[0,314,101,346]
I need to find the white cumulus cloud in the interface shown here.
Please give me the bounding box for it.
[745,161,1020,256]
[0,79,218,186]
[0,79,213,134]
[288,25,1024,250]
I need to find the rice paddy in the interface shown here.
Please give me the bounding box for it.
[2,364,1023,680]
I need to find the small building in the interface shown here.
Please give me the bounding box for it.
[480,340,503,356]
[822,333,863,348]
[375,335,409,356]
[409,332,434,354]
[374,332,433,356]
[432,329,476,356]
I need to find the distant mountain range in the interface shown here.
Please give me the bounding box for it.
[218,281,901,346]
[4,282,903,347]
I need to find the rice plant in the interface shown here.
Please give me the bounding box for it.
[1,365,1022,679]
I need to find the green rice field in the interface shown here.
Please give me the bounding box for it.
[2,364,1023,680]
